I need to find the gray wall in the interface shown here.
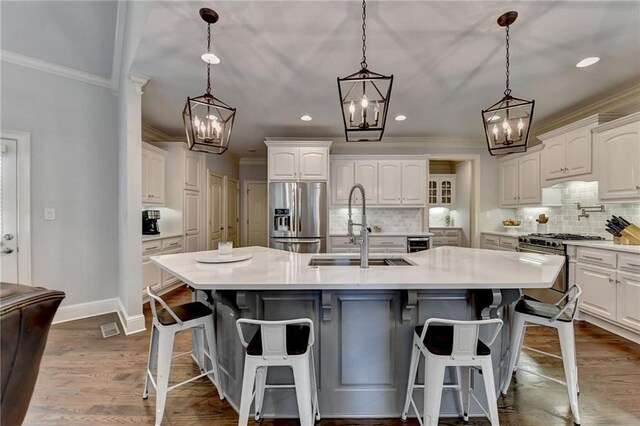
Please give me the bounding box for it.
[1,62,119,305]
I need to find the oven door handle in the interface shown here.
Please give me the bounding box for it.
[516,246,558,255]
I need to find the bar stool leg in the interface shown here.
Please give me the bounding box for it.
[193,325,205,372]
[558,322,580,425]
[203,318,224,400]
[480,358,500,425]
[423,356,446,426]
[501,314,525,395]
[154,329,176,426]
[253,366,268,420]
[401,337,420,420]
[310,350,321,421]
[238,358,258,426]
[143,325,158,399]
[460,366,471,421]
[292,356,314,426]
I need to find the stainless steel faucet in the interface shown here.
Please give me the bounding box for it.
[347,184,369,268]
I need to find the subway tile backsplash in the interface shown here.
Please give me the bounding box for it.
[515,181,640,238]
[329,208,423,234]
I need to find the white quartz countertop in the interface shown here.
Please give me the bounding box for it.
[142,233,183,242]
[564,240,640,254]
[330,232,434,237]
[481,231,523,238]
[151,246,564,291]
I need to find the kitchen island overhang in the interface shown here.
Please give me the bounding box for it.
[150,246,564,418]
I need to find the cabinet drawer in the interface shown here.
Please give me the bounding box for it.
[432,237,460,247]
[142,240,162,255]
[618,252,640,273]
[369,236,405,248]
[330,237,352,247]
[576,247,617,268]
[498,237,518,250]
[430,229,445,237]
[162,236,183,251]
[481,234,500,247]
[444,229,461,237]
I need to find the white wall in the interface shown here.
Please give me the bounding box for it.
[207,153,240,179]
[1,62,119,306]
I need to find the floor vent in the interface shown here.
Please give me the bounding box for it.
[100,322,120,339]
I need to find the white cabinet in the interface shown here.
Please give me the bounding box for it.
[184,151,201,191]
[225,178,239,246]
[480,233,518,251]
[431,228,462,247]
[499,152,540,207]
[142,236,184,295]
[354,161,378,204]
[331,160,355,205]
[142,144,166,205]
[401,160,426,205]
[540,136,566,181]
[183,190,200,252]
[428,174,456,207]
[266,143,331,181]
[617,271,640,332]
[576,262,618,321]
[593,113,640,201]
[541,128,592,182]
[378,161,402,204]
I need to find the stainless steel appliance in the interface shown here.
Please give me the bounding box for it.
[142,210,161,235]
[269,182,326,253]
[517,233,604,303]
[407,236,431,253]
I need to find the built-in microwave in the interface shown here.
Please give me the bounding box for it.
[407,237,431,253]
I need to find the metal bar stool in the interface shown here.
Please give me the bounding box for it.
[236,318,319,426]
[401,318,504,426]
[501,285,582,425]
[143,287,224,426]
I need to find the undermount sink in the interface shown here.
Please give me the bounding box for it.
[308,257,414,267]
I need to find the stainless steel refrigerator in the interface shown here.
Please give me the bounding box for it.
[269,182,326,253]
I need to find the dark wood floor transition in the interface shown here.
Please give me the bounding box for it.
[24,286,640,425]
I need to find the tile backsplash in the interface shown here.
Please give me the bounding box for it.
[515,181,640,238]
[329,208,423,234]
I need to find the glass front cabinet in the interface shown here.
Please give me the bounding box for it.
[428,174,456,207]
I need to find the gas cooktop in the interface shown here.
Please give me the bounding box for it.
[527,233,605,241]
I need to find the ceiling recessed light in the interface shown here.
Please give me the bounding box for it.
[576,57,600,68]
[395,115,407,121]
[301,115,312,121]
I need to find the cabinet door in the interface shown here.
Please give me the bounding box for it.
[565,128,592,177]
[377,161,402,205]
[209,174,224,249]
[576,263,617,320]
[298,147,328,180]
[141,149,151,203]
[184,190,200,234]
[401,160,426,205]
[185,233,200,253]
[142,257,161,291]
[184,151,201,191]
[518,153,541,204]
[439,176,455,207]
[354,160,378,204]
[427,179,438,205]
[596,121,640,200]
[499,159,519,207]
[269,147,298,180]
[148,152,166,204]
[225,178,239,244]
[540,136,566,181]
[331,160,354,205]
[616,271,640,332]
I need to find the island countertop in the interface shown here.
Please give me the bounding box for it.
[151,246,563,291]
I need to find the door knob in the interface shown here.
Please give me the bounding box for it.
[1,248,14,254]
[3,234,13,241]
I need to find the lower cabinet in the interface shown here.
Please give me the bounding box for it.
[431,228,462,247]
[480,233,518,251]
[575,263,617,321]
[142,236,183,296]
[329,236,407,253]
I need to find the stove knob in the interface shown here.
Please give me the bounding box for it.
[554,242,561,248]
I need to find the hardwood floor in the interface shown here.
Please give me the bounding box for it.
[24,286,640,425]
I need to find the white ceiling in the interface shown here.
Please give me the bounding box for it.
[2,1,638,157]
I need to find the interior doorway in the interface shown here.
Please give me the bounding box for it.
[242,180,268,247]
[0,131,31,284]
[207,171,240,249]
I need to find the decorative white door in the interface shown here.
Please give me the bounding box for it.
[518,153,541,204]
[597,121,640,200]
[184,151,201,191]
[246,182,268,247]
[564,129,591,177]
[499,159,518,206]
[269,148,298,180]
[354,160,378,204]
[183,190,199,252]
[331,160,354,205]
[401,160,425,205]
[540,135,566,181]
[298,147,328,180]
[0,139,18,283]
[377,161,401,204]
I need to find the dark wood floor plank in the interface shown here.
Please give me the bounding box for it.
[23,286,640,425]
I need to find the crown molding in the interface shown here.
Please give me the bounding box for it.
[532,83,640,138]
[331,137,483,151]
[537,113,623,141]
[591,112,640,134]
[141,123,182,143]
[239,157,267,166]
[0,49,112,89]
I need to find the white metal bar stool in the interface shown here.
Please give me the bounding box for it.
[236,318,319,426]
[143,287,223,426]
[501,285,582,425]
[401,318,504,426]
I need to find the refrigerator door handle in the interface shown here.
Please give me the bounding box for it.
[297,186,302,234]
[273,238,321,244]
[291,186,296,233]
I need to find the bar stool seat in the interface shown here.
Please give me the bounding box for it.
[513,298,573,322]
[157,301,212,325]
[414,325,491,356]
[247,324,311,356]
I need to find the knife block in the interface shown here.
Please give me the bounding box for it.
[615,224,640,245]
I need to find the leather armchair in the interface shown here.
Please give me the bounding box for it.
[0,283,65,425]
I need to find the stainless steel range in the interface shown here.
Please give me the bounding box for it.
[517,233,605,303]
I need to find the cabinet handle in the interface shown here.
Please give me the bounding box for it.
[616,279,621,284]
[636,185,640,190]
[609,278,614,283]
[583,255,604,261]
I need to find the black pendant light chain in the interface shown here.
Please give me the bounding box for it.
[206,22,212,94]
[504,24,511,97]
[360,0,368,70]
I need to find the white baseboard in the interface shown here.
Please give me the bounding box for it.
[53,298,120,324]
[577,311,640,345]
[53,297,147,336]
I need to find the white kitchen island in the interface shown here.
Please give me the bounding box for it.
[152,246,564,419]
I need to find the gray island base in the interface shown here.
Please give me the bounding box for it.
[151,246,564,419]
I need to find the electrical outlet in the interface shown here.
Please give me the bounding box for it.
[44,208,56,221]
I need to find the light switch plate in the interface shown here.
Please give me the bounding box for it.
[44,208,56,221]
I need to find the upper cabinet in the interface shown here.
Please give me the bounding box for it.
[142,143,166,205]
[428,174,456,207]
[539,114,620,186]
[265,141,332,181]
[329,157,426,207]
[499,151,541,207]
[593,113,640,202]
[184,151,201,191]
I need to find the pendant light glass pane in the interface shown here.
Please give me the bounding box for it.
[183,94,236,155]
[337,69,393,142]
[482,96,534,156]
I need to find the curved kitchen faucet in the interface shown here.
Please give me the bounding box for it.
[347,183,369,268]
